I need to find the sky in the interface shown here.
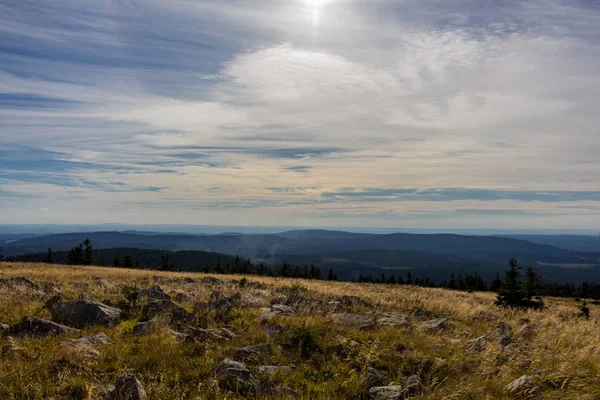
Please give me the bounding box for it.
[1,0,600,230]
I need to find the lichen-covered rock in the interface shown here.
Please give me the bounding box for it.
[417,318,447,330]
[60,333,113,360]
[8,316,80,337]
[201,276,223,285]
[257,365,292,376]
[141,299,195,326]
[46,297,121,328]
[506,375,541,399]
[235,343,273,363]
[271,304,294,314]
[369,385,404,400]
[212,358,261,394]
[366,367,389,388]
[332,313,377,329]
[376,313,408,327]
[189,327,229,341]
[141,285,171,301]
[108,374,147,400]
[472,311,498,321]
[403,375,425,396]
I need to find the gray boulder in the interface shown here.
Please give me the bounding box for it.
[46,296,121,329]
[141,285,171,301]
[332,313,377,329]
[369,385,404,400]
[141,299,195,326]
[212,358,260,394]
[271,304,294,314]
[108,374,147,400]
[257,365,292,376]
[506,375,541,399]
[8,316,80,337]
[417,318,447,330]
[235,343,273,363]
[376,313,408,327]
[366,367,389,388]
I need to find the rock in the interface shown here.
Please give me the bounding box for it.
[141,299,195,326]
[466,336,488,352]
[93,277,114,290]
[473,311,498,321]
[133,321,191,342]
[369,385,404,400]
[263,323,285,336]
[257,365,292,376]
[41,282,62,295]
[518,318,530,325]
[271,304,294,314]
[506,375,541,399]
[246,281,267,290]
[183,277,196,284]
[173,291,193,303]
[376,313,408,327]
[366,367,389,388]
[0,323,8,334]
[496,322,513,336]
[404,375,425,396]
[108,374,147,400]
[212,358,260,394]
[516,325,534,339]
[0,277,39,290]
[417,318,447,330]
[60,333,112,360]
[46,296,121,329]
[337,295,373,309]
[235,343,273,363]
[152,275,172,283]
[410,307,434,320]
[189,327,228,341]
[285,293,324,310]
[62,332,113,348]
[201,276,223,285]
[132,321,156,336]
[141,285,171,301]
[332,313,377,329]
[8,316,80,337]
[2,343,23,358]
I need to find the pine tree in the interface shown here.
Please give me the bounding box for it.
[45,248,54,264]
[327,268,336,281]
[524,266,543,302]
[406,272,413,285]
[83,238,93,265]
[67,243,83,265]
[113,257,121,267]
[123,256,133,269]
[490,273,502,291]
[496,258,527,307]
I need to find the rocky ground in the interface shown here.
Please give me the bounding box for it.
[0,262,598,399]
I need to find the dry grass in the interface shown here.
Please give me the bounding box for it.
[1,261,599,399]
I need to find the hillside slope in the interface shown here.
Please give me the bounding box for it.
[0,261,597,399]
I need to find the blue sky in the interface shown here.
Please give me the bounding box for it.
[1,0,600,229]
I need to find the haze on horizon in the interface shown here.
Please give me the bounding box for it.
[1,0,600,230]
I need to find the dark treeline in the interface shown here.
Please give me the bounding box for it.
[7,240,600,300]
[355,261,600,300]
[7,240,324,280]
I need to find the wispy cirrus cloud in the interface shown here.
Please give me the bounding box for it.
[1,0,599,228]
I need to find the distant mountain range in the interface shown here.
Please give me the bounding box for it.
[2,229,600,283]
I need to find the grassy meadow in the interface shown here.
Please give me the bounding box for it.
[0,261,599,399]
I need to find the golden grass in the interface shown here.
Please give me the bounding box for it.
[1,261,599,399]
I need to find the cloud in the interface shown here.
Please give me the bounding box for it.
[1,0,599,228]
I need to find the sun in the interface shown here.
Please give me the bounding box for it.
[306,0,336,29]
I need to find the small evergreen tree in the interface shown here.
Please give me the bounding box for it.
[496,257,525,306]
[580,301,590,319]
[45,248,54,264]
[113,257,121,267]
[67,243,84,265]
[83,238,93,265]
[406,272,413,285]
[524,265,543,302]
[0,247,4,262]
[123,256,133,269]
[490,273,502,292]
